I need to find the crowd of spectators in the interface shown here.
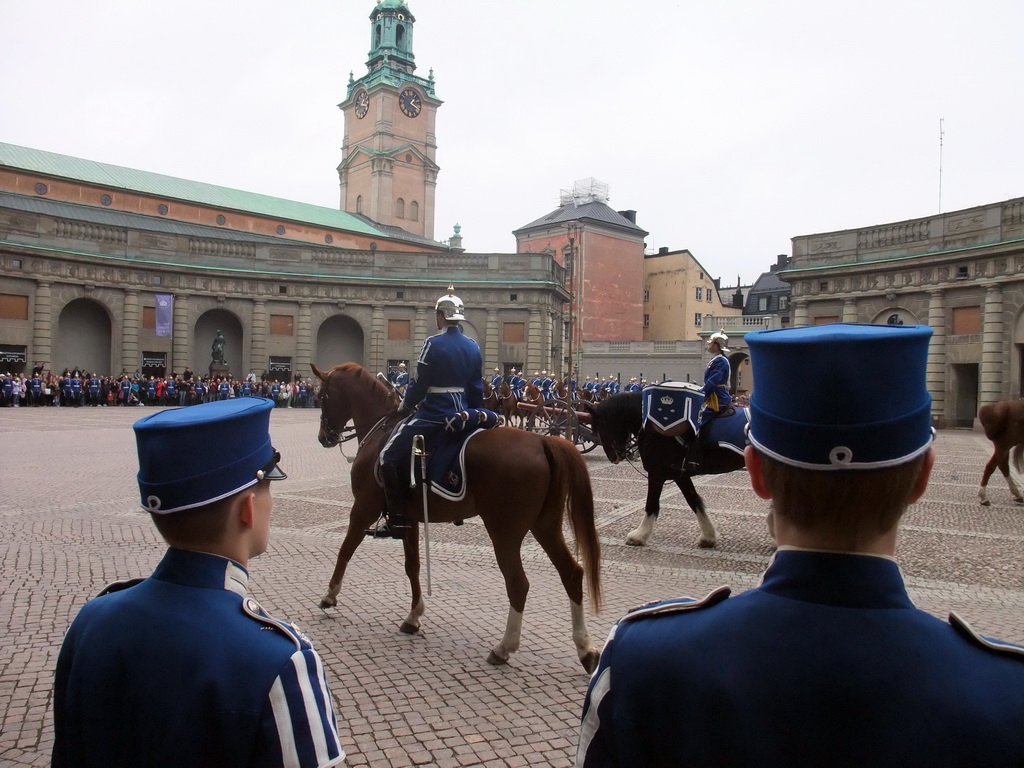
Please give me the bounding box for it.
[0,366,320,409]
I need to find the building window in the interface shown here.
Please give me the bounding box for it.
[356,195,363,214]
[395,198,405,219]
[956,265,970,279]
[153,275,162,285]
[695,287,703,300]
[819,281,828,292]
[510,293,518,302]
[503,322,525,343]
[216,214,226,225]
[388,319,411,340]
[269,315,294,336]
[278,286,288,294]
[325,234,334,244]
[276,225,286,235]
[11,259,22,269]
[643,289,650,302]
[410,201,419,221]
[100,194,112,206]
[758,296,769,312]
[778,295,789,310]
[694,313,702,326]
[0,294,29,320]
[34,182,48,195]
[142,307,156,330]
[396,291,404,299]
[158,204,168,215]
[951,306,981,335]
[643,314,650,328]
[707,289,713,303]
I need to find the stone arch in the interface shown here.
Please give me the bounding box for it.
[55,298,112,375]
[316,315,365,369]
[870,306,920,325]
[727,351,751,396]
[194,308,243,376]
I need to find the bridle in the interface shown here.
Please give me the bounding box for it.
[317,369,357,448]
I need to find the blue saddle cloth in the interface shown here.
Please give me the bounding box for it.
[385,408,500,502]
[702,407,751,456]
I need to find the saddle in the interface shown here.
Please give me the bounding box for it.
[380,408,500,502]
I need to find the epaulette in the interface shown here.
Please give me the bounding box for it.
[949,612,1024,659]
[241,597,309,652]
[620,585,731,623]
[95,577,146,597]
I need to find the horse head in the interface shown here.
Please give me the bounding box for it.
[582,391,643,464]
[312,362,395,447]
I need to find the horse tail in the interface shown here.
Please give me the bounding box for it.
[1013,444,1024,475]
[542,437,602,612]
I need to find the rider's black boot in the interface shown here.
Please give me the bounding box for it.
[682,434,702,473]
[367,463,412,539]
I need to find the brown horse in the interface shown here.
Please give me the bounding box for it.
[496,379,521,427]
[978,400,1024,505]
[311,363,602,672]
[482,379,499,412]
[520,381,550,430]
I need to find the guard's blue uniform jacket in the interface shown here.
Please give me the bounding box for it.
[394,369,409,396]
[53,548,344,768]
[383,324,483,465]
[577,549,1024,768]
[697,352,731,428]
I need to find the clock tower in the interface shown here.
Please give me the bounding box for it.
[338,0,441,240]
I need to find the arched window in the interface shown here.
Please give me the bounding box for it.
[396,25,405,50]
[410,201,419,221]
[356,195,363,214]
[395,198,405,218]
[375,24,382,47]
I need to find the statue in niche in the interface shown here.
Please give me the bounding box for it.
[211,330,227,365]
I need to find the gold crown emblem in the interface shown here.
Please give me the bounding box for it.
[660,395,674,405]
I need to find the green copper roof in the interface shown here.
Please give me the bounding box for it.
[0,142,387,239]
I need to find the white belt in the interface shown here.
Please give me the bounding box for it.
[427,386,464,394]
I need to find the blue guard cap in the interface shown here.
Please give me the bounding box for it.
[745,323,933,470]
[133,398,286,513]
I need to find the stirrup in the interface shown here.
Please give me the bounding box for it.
[364,517,410,539]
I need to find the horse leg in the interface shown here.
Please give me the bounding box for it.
[997,451,1024,504]
[677,476,718,549]
[399,524,426,634]
[319,498,383,608]
[625,477,663,547]
[979,450,1004,506]
[485,542,530,667]
[531,523,599,673]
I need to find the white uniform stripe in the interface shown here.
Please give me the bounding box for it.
[576,667,611,767]
[292,651,332,766]
[311,651,344,755]
[269,676,301,768]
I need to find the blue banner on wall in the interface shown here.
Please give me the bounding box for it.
[155,294,173,337]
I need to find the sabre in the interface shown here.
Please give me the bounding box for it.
[413,434,432,596]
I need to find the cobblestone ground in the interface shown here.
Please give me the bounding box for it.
[1,406,1022,766]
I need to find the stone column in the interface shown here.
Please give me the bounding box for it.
[980,283,1004,407]
[926,289,946,423]
[33,281,52,367]
[485,308,499,368]
[121,290,139,374]
[370,304,385,373]
[792,299,809,327]
[251,300,267,377]
[414,307,428,356]
[172,294,189,374]
[842,299,858,323]
[296,301,312,379]
[528,308,542,374]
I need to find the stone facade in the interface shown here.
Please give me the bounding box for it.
[786,197,1024,427]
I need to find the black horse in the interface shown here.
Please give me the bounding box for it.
[582,390,747,548]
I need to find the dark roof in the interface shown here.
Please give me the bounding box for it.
[747,270,791,294]
[513,201,648,236]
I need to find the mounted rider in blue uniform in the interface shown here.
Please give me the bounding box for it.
[376,285,484,538]
[683,329,733,472]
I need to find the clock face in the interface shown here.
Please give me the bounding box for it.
[399,88,422,118]
[354,90,369,119]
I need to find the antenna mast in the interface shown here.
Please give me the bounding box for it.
[938,118,945,212]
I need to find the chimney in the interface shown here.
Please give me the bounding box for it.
[618,210,637,225]
[658,246,669,255]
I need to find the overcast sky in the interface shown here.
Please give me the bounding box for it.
[3,0,1023,285]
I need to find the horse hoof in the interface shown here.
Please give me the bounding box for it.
[399,621,420,635]
[624,536,645,547]
[318,598,336,610]
[486,651,509,666]
[581,650,600,674]
[698,539,717,549]
[979,500,991,506]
